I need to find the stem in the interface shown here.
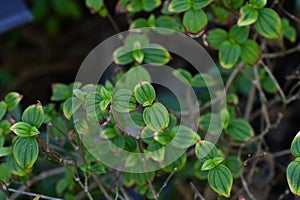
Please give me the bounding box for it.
[137,141,158,200]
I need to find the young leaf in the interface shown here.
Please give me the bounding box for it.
[51,83,72,101]
[143,44,171,65]
[249,0,266,9]
[291,131,300,157]
[4,92,22,111]
[170,125,200,149]
[0,101,7,121]
[229,25,250,44]
[282,18,297,42]
[63,97,82,119]
[143,102,169,132]
[238,5,258,26]
[206,28,228,50]
[240,39,261,65]
[225,118,254,142]
[195,140,218,162]
[219,41,241,69]
[183,9,207,34]
[10,122,40,137]
[287,160,300,196]
[134,81,156,107]
[208,164,233,197]
[254,8,281,39]
[130,18,149,29]
[112,89,137,113]
[168,0,191,13]
[13,137,39,171]
[81,163,106,174]
[201,157,224,170]
[132,42,144,64]
[22,103,44,128]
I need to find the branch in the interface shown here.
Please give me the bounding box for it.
[262,43,300,58]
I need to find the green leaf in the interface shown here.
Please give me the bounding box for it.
[51,83,72,101]
[4,92,22,111]
[113,46,134,65]
[132,42,145,64]
[240,39,261,65]
[168,0,191,12]
[10,122,40,137]
[249,0,266,9]
[13,137,39,171]
[201,157,224,170]
[191,73,215,87]
[63,97,82,119]
[229,25,250,44]
[134,81,156,107]
[291,131,300,157]
[56,179,68,194]
[85,92,105,120]
[127,0,142,12]
[0,163,11,183]
[170,125,200,149]
[130,18,149,29]
[112,89,137,112]
[282,18,297,42]
[208,164,233,197]
[125,66,151,90]
[173,69,192,85]
[223,0,244,9]
[142,0,161,12]
[143,102,169,132]
[143,44,171,65]
[198,113,223,135]
[163,152,187,172]
[0,101,7,120]
[194,160,209,180]
[183,9,207,34]
[148,142,165,162]
[192,0,212,9]
[262,75,276,93]
[238,5,259,26]
[7,155,27,176]
[195,140,218,162]
[81,163,106,174]
[225,154,241,178]
[153,130,173,145]
[0,147,12,157]
[86,0,103,12]
[225,118,254,142]
[22,103,44,128]
[129,111,145,127]
[287,160,300,196]
[219,40,241,69]
[211,5,230,23]
[0,120,11,135]
[206,28,228,50]
[254,8,281,39]
[156,16,183,32]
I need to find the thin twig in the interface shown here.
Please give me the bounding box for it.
[6,187,63,200]
[157,168,177,196]
[92,174,114,200]
[190,182,205,200]
[262,43,300,58]
[260,61,287,104]
[137,141,158,200]
[10,167,65,200]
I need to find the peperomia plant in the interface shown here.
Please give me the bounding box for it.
[0,0,299,199]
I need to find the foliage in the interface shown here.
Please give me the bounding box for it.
[0,0,299,199]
